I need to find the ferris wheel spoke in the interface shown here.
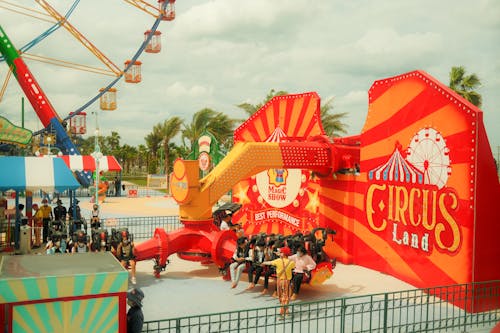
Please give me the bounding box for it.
[35,0,122,75]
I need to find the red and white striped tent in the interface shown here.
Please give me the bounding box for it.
[58,155,122,172]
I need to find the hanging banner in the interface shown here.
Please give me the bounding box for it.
[0,116,32,145]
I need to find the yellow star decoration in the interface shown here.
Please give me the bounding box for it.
[305,189,320,213]
[233,182,251,205]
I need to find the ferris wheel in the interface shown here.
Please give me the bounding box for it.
[406,127,451,189]
[0,0,176,185]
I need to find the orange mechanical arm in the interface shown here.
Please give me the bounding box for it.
[171,137,344,221]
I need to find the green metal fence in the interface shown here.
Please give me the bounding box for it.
[101,216,181,240]
[141,281,499,333]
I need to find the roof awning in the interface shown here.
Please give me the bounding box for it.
[0,156,80,192]
[58,155,122,172]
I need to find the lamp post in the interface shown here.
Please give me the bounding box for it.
[91,112,103,207]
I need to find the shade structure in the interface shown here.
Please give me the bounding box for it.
[58,155,122,172]
[0,156,80,192]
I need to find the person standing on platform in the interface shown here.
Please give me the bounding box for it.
[32,204,43,248]
[114,176,121,197]
[53,200,67,222]
[262,246,295,318]
[127,288,144,333]
[39,198,53,243]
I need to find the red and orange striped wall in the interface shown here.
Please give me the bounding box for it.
[233,71,500,302]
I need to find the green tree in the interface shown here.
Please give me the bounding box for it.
[208,112,237,150]
[182,108,237,152]
[320,97,348,137]
[237,89,288,116]
[106,131,121,154]
[157,117,183,175]
[182,108,217,149]
[144,128,163,171]
[449,66,482,107]
[137,144,149,174]
[116,144,137,174]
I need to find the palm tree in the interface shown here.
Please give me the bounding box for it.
[144,124,162,159]
[137,144,149,174]
[208,112,238,150]
[237,89,288,116]
[182,108,237,152]
[157,117,183,175]
[117,144,137,174]
[182,108,217,149]
[320,97,348,137]
[106,131,121,155]
[449,66,482,107]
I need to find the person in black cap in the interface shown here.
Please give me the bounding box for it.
[127,288,144,333]
[53,199,67,222]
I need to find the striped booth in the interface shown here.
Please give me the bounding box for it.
[0,252,128,332]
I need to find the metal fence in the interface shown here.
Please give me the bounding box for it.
[101,216,181,240]
[142,281,500,333]
[0,216,180,251]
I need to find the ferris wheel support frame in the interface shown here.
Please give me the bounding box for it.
[0,24,91,186]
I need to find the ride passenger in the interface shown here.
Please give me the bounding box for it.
[289,245,317,300]
[219,210,233,230]
[229,236,248,288]
[90,204,100,229]
[246,238,266,290]
[91,230,109,252]
[117,230,137,284]
[71,231,89,253]
[262,240,278,295]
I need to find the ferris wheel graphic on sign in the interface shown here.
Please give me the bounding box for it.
[406,127,451,189]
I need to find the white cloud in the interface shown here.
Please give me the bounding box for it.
[0,0,498,149]
[163,82,213,100]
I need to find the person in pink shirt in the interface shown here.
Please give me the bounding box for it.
[289,245,316,300]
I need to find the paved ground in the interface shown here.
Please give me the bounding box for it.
[6,195,415,317]
[3,195,496,331]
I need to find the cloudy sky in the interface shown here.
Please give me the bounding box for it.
[1,0,499,156]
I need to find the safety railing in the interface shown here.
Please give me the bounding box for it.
[142,280,500,332]
[3,186,167,200]
[0,216,181,251]
[101,216,181,240]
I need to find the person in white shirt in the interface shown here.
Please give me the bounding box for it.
[219,210,233,230]
[289,245,316,300]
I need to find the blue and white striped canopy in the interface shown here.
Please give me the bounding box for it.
[0,156,80,192]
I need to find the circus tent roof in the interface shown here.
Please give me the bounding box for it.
[368,146,424,184]
[58,155,122,172]
[0,156,80,192]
